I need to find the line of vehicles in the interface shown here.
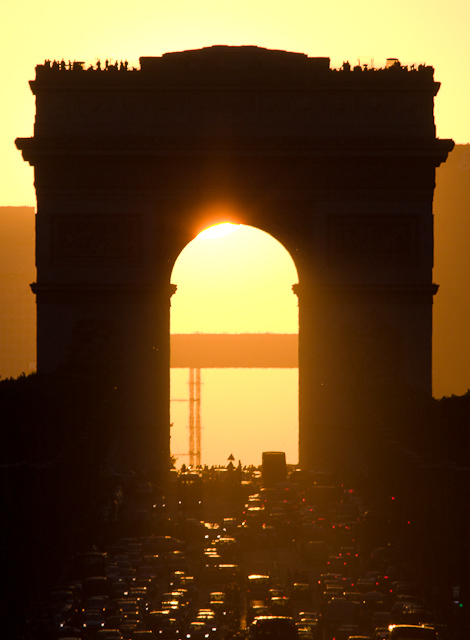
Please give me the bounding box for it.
[33,453,455,640]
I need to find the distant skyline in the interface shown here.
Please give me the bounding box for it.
[1,0,469,206]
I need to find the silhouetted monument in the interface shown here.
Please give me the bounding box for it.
[16,46,453,472]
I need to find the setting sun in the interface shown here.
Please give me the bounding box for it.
[197,223,240,240]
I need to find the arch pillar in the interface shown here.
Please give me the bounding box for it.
[114,282,177,475]
[295,281,439,470]
[31,279,177,476]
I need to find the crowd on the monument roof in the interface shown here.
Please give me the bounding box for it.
[43,59,134,72]
[40,58,431,75]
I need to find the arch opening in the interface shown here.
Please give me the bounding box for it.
[170,222,299,468]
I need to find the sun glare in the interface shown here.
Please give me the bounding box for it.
[197,223,239,239]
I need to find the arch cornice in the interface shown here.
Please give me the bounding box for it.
[16,136,454,163]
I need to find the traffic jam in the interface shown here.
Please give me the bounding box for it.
[37,454,450,640]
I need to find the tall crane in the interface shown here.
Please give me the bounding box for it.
[171,368,202,466]
[188,368,202,467]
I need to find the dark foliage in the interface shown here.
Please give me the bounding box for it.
[0,371,121,632]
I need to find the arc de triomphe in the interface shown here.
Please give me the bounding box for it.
[16,46,453,473]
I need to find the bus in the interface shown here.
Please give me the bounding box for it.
[248,616,298,640]
[262,451,287,487]
[177,472,203,512]
[389,625,437,640]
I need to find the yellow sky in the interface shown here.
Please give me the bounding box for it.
[1,0,469,206]
[171,224,298,334]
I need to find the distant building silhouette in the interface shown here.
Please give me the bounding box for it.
[433,144,470,397]
[170,333,298,368]
[0,207,36,378]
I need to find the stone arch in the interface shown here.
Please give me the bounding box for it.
[16,46,454,475]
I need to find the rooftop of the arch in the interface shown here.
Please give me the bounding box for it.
[34,45,437,88]
[21,45,445,148]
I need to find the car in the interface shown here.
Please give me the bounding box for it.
[334,624,360,640]
[296,621,321,640]
[324,597,358,636]
[290,583,312,606]
[247,602,270,626]
[215,537,240,560]
[246,574,272,603]
[186,621,215,639]
[388,625,437,640]
[81,610,106,633]
[269,596,293,617]
[96,631,124,640]
[371,627,391,640]
[248,615,299,640]
[147,610,178,633]
[152,618,181,639]
[84,595,110,616]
